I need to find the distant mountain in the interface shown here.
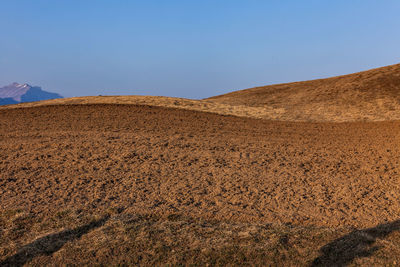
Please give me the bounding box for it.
[0,83,63,105]
[0,97,19,105]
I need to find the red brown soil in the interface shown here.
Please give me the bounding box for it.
[2,104,400,230]
[3,63,400,265]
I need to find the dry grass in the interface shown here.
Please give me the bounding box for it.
[6,93,400,122]
[207,63,400,122]
[2,208,400,266]
[0,95,286,121]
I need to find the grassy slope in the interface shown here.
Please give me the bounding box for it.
[207,63,400,121]
[0,95,286,121]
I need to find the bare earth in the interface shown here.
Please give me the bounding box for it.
[2,63,400,266]
[2,104,400,265]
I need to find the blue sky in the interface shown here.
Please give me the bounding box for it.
[1,1,399,99]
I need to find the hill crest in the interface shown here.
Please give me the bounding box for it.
[207,63,400,121]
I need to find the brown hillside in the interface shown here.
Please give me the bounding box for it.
[207,63,400,121]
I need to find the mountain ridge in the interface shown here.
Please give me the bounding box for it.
[0,82,62,105]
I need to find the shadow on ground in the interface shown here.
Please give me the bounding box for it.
[1,215,109,267]
[311,220,400,266]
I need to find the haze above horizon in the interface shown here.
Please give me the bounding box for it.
[1,1,399,99]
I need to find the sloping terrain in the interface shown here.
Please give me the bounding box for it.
[2,104,400,265]
[2,64,400,265]
[3,63,400,122]
[208,63,400,121]
[0,95,286,121]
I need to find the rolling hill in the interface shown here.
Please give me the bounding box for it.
[207,63,400,121]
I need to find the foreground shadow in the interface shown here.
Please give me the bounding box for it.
[311,219,400,266]
[1,215,109,267]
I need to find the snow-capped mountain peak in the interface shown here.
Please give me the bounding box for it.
[0,82,63,105]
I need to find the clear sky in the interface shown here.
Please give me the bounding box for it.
[1,1,399,99]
